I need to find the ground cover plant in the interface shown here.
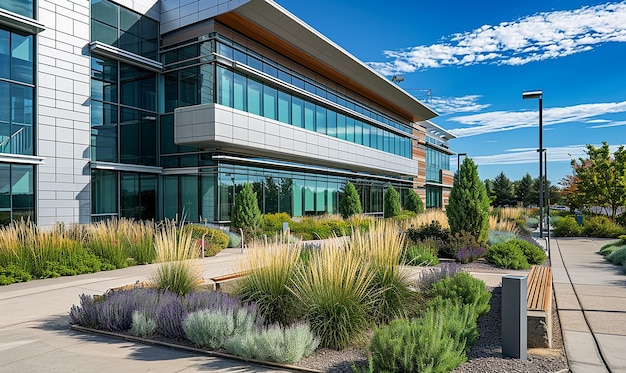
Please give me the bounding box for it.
[598,236,626,272]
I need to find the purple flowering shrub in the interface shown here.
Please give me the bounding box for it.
[417,262,462,290]
[454,245,487,264]
[69,288,260,338]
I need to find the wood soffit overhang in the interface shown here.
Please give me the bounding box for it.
[216,11,419,124]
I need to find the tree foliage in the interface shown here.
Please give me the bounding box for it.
[515,173,534,207]
[383,185,401,218]
[566,142,626,219]
[446,157,490,245]
[231,183,262,240]
[339,181,362,219]
[492,172,515,207]
[404,189,425,214]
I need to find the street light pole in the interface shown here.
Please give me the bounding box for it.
[523,90,543,238]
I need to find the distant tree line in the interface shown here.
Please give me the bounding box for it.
[482,171,562,208]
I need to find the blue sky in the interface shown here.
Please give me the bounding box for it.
[274,0,626,185]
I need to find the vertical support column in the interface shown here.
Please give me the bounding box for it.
[502,275,527,360]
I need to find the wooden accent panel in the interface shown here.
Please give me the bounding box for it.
[216,12,416,122]
[441,169,454,188]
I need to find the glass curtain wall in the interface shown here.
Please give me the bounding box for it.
[0,25,34,225]
[89,1,159,222]
[90,0,158,60]
[426,146,451,183]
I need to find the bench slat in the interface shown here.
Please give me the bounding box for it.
[527,265,552,311]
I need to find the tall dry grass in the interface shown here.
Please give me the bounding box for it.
[238,233,302,325]
[489,216,521,234]
[490,207,527,222]
[88,219,128,268]
[119,219,155,264]
[350,220,414,323]
[289,239,376,350]
[150,221,202,295]
[399,209,449,230]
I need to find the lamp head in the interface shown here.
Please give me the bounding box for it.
[522,90,543,100]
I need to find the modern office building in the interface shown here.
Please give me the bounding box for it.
[0,0,455,227]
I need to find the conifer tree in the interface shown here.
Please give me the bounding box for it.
[339,181,362,219]
[384,185,401,218]
[446,157,490,245]
[404,189,425,214]
[231,182,262,241]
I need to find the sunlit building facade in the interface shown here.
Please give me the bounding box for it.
[0,0,454,227]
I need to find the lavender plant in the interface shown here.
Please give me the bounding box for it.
[454,245,487,264]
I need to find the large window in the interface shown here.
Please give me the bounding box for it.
[0,28,33,156]
[90,56,157,165]
[426,147,451,183]
[0,164,34,225]
[0,0,33,18]
[214,66,412,159]
[90,0,158,60]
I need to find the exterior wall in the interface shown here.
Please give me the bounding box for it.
[441,169,454,208]
[36,0,91,226]
[174,103,419,177]
[412,125,426,188]
[160,0,249,34]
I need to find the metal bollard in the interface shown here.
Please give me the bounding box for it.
[502,275,527,360]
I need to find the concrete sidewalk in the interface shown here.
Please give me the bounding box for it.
[0,247,292,373]
[550,237,626,373]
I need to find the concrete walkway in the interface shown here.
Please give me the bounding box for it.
[0,248,292,373]
[551,237,626,373]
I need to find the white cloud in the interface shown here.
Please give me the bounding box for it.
[468,145,588,166]
[428,95,491,114]
[448,100,626,137]
[369,2,626,74]
[588,120,626,128]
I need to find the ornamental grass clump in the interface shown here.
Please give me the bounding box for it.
[350,220,415,324]
[289,241,376,350]
[237,234,302,325]
[150,221,202,296]
[88,219,128,269]
[405,244,439,266]
[118,219,155,265]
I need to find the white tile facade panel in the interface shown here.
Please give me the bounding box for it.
[160,0,250,34]
[37,0,92,227]
[174,104,419,177]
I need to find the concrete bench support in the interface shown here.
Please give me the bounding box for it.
[526,265,553,348]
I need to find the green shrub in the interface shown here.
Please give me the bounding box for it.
[583,216,626,238]
[181,224,229,256]
[404,189,424,214]
[224,322,319,364]
[442,230,478,259]
[428,272,491,316]
[0,264,31,285]
[261,213,293,235]
[370,300,478,373]
[392,210,418,221]
[607,247,626,266]
[488,230,516,246]
[339,181,362,219]
[525,217,539,229]
[553,216,582,237]
[231,183,262,242]
[514,239,547,265]
[290,217,350,240]
[598,237,626,256]
[405,244,439,266]
[130,311,157,337]
[183,308,257,349]
[485,241,530,270]
[549,215,561,228]
[405,221,450,244]
[383,185,401,219]
[225,230,242,248]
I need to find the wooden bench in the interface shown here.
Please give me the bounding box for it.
[526,265,553,348]
[209,270,250,291]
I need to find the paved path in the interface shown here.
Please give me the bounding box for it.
[551,237,626,373]
[0,248,291,373]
